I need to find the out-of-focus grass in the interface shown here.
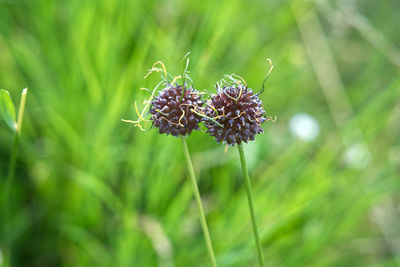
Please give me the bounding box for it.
[0,0,399,266]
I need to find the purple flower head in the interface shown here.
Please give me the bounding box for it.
[122,56,206,137]
[150,84,203,136]
[203,83,268,146]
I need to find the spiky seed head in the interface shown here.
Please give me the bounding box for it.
[150,84,203,136]
[203,85,267,145]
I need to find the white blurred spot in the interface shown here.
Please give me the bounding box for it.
[343,143,372,169]
[289,113,320,141]
[0,248,3,267]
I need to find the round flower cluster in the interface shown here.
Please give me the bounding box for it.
[150,84,203,136]
[202,85,267,145]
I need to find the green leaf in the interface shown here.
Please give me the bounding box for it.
[0,89,17,132]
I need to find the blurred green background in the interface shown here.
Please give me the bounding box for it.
[1,0,400,266]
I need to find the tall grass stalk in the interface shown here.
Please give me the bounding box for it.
[237,144,265,267]
[181,136,217,267]
[3,88,28,224]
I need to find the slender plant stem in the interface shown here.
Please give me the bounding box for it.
[237,144,265,267]
[181,136,217,267]
[1,134,18,266]
[4,133,19,220]
[3,88,27,242]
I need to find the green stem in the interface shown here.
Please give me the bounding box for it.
[3,88,27,247]
[181,137,217,267]
[4,133,19,220]
[237,144,265,267]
